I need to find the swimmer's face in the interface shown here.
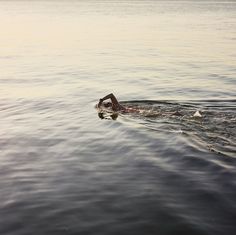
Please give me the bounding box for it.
[104,102,112,108]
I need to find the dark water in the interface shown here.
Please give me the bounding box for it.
[0,1,236,235]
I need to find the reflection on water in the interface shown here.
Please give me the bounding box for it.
[0,1,236,235]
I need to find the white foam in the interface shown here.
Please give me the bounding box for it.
[193,110,202,117]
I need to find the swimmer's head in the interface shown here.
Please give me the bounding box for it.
[103,102,112,108]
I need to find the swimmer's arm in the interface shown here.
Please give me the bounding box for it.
[99,93,121,110]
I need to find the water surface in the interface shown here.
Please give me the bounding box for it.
[0,1,236,235]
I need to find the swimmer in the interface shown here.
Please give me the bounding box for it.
[97,93,184,118]
[98,93,124,111]
[97,93,138,113]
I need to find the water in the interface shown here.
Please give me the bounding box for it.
[0,1,236,234]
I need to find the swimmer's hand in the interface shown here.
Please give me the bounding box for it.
[98,99,103,108]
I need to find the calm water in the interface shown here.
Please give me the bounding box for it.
[0,1,236,234]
